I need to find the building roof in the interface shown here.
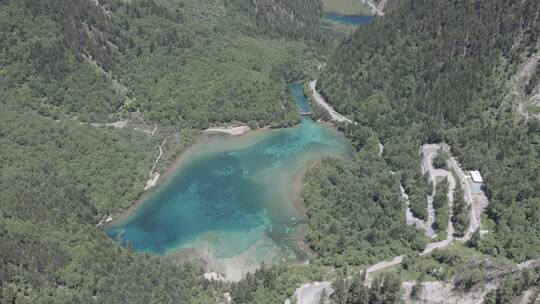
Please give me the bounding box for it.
[470,171,483,183]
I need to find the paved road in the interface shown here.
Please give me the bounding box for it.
[366,255,404,274]
[448,157,479,240]
[309,80,354,124]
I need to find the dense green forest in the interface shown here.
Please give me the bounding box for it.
[302,136,426,266]
[1,0,324,127]
[451,180,469,237]
[432,179,449,235]
[0,0,327,302]
[319,0,540,262]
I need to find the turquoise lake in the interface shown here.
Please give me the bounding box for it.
[105,83,354,280]
[323,12,374,26]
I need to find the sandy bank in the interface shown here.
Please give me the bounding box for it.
[168,230,290,282]
[204,125,250,136]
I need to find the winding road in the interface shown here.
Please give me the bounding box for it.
[291,86,490,303]
[365,143,488,281]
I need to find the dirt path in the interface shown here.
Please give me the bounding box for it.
[91,0,111,16]
[365,145,458,283]
[90,120,128,129]
[134,123,158,137]
[144,139,166,190]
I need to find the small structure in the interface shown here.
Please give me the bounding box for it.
[470,171,483,183]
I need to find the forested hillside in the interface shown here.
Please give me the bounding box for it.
[0,0,325,302]
[1,0,324,127]
[303,137,426,266]
[319,0,540,261]
[3,0,540,302]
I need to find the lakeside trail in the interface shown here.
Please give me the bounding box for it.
[309,80,353,123]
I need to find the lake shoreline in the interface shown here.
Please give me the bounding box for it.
[104,134,208,227]
[105,126,280,227]
[103,83,354,281]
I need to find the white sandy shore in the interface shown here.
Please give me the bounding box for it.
[204,125,250,136]
[199,237,281,282]
[170,228,290,282]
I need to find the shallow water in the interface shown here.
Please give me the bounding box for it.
[105,83,353,277]
[323,12,374,26]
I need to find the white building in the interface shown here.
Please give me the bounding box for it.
[470,171,483,183]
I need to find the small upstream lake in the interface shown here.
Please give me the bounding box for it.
[323,12,374,27]
[105,83,354,280]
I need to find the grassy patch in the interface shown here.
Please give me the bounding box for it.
[431,230,448,242]
[481,213,496,231]
[322,0,372,15]
[526,103,540,114]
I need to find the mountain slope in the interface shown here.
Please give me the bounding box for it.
[319,0,540,261]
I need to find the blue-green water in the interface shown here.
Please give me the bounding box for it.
[471,183,483,193]
[105,84,353,276]
[289,83,311,113]
[323,12,374,26]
